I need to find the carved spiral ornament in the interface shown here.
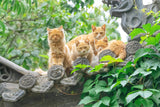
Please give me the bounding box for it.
[99,49,116,63]
[48,65,65,80]
[73,57,90,66]
[126,41,142,55]
[0,65,13,82]
[19,75,36,89]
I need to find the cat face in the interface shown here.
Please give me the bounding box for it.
[47,26,64,42]
[75,39,90,55]
[95,36,108,52]
[92,24,106,40]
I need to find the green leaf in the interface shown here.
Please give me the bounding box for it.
[90,64,104,72]
[120,80,127,87]
[151,91,160,105]
[39,55,49,59]
[95,87,111,94]
[79,96,96,105]
[150,24,160,35]
[101,96,110,106]
[135,98,153,107]
[131,85,143,90]
[92,101,102,107]
[134,48,154,63]
[130,28,145,39]
[95,80,107,87]
[111,81,121,89]
[100,55,123,64]
[126,91,139,104]
[131,68,152,77]
[142,23,151,33]
[0,21,5,34]
[139,90,152,98]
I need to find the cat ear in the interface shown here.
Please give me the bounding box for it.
[101,24,106,31]
[75,40,79,46]
[58,25,63,30]
[85,38,90,44]
[92,25,96,32]
[103,36,108,42]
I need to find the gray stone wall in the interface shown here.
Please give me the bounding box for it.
[0,92,81,107]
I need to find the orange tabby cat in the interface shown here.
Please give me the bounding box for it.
[95,38,126,67]
[47,26,72,69]
[70,38,93,64]
[95,36,108,52]
[67,24,106,55]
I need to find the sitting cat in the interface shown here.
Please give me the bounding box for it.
[70,38,93,64]
[67,24,106,55]
[95,37,126,67]
[47,26,72,69]
[95,36,108,52]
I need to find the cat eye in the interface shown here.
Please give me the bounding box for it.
[100,32,103,34]
[95,32,98,35]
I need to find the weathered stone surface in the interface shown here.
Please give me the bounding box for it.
[0,65,13,82]
[0,91,81,107]
[2,89,26,102]
[99,49,116,63]
[60,73,83,86]
[31,76,54,93]
[118,55,134,66]
[48,65,65,80]
[19,75,36,89]
[126,41,142,55]
[73,57,90,66]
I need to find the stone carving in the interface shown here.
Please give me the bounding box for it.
[31,76,54,93]
[0,65,13,82]
[126,41,142,55]
[73,57,90,66]
[2,89,26,102]
[103,0,160,40]
[19,75,36,89]
[47,65,65,80]
[118,55,134,66]
[99,49,116,63]
[60,73,83,86]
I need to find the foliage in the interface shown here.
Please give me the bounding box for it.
[79,21,160,106]
[129,23,160,46]
[0,0,119,70]
[79,48,160,107]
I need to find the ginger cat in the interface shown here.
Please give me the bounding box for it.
[71,39,93,64]
[67,24,106,55]
[95,37,126,67]
[47,26,72,69]
[95,36,108,52]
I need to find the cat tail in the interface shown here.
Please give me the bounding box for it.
[34,68,47,76]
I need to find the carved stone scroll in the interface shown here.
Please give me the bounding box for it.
[73,57,90,66]
[0,65,13,82]
[126,41,142,55]
[60,73,83,86]
[98,49,116,63]
[2,89,26,102]
[48,65,65,80]
[118,55,134,66]
[19,75,36,89]
[31,76,54,93]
